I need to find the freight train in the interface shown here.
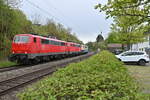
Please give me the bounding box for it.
[8,34,88,64]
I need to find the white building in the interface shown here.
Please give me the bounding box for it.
[131,36,150,51]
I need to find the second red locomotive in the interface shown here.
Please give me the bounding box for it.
[9,34,84,64]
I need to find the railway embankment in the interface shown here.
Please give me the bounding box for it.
[0,52,94,100]
[18,51,150,100]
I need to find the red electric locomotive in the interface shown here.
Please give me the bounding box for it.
[9,34,82,64]
[67,42,81,55]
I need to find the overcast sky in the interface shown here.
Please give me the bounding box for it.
[20,0,112,43]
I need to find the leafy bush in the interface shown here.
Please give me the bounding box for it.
[18,51,149,100]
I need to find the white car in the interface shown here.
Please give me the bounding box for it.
[116,51,150,66]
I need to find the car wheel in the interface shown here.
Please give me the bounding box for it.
[118,59,121,61]
[138,60,146,66]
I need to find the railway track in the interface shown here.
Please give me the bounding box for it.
[0,55,84,73]
[0,52,95,96]
[0,65,30,73]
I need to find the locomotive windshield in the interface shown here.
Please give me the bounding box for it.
[14,36,29,43]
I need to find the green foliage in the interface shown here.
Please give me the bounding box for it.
[107,30,146,44]
[95,0,150,24]
[106,32,120,44]
[0,61,17,68]
[96,0,149,49]
[87,34,106,51]
[0,1,82,59]
[86,41,107,51]
[86,42,98,51]
[86,42,95,51]
[97,41,107,50]
[32,21,82,43]
[32,20,82,43]
[18,51,149,100]
[0,1,32,56]
[106,15,146,48]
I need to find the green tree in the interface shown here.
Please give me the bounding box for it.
[86,42,95,51]
[95,0,148,50]
[0,0,82,60]
[95,0,150,24]
[31,19,82,44]
[95,0,150,49]
[107,15,146,50]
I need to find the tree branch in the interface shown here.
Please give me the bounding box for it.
[117,13,150,18]
[123,0,149,8]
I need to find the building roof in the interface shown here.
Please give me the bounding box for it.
[108,44,127,48]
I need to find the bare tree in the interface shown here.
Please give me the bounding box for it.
[31,14,41,25]
[7,0,22,8]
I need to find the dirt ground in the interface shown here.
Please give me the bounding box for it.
[127,64,150,94]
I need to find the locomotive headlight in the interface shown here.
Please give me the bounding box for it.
[12,51,14,54]
[25,52,27,54]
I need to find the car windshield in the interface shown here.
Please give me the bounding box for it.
[14,36,29,43]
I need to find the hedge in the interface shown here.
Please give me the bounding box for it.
[18,51,150,100]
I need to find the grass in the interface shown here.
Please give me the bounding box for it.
[0,61,17,68]
[126,65,150,94]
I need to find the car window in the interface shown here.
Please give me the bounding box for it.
[122,52,144,56]
[136,52,144,55]
[122,52,134,56]
[130,52,144,55]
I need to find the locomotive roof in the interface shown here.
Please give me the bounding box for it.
[16,34,81,45]
[16,34,67,43]
[68,42,79,44]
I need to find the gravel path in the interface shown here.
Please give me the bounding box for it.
[0,54,91,82]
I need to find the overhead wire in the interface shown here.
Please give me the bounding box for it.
[23,1,48,24]
[26,0,56,20]
[25,0,75,29]
[43,0,82,34]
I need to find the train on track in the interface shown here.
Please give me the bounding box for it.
[8,34,88,64]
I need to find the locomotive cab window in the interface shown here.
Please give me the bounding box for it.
[14,36,29,43]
